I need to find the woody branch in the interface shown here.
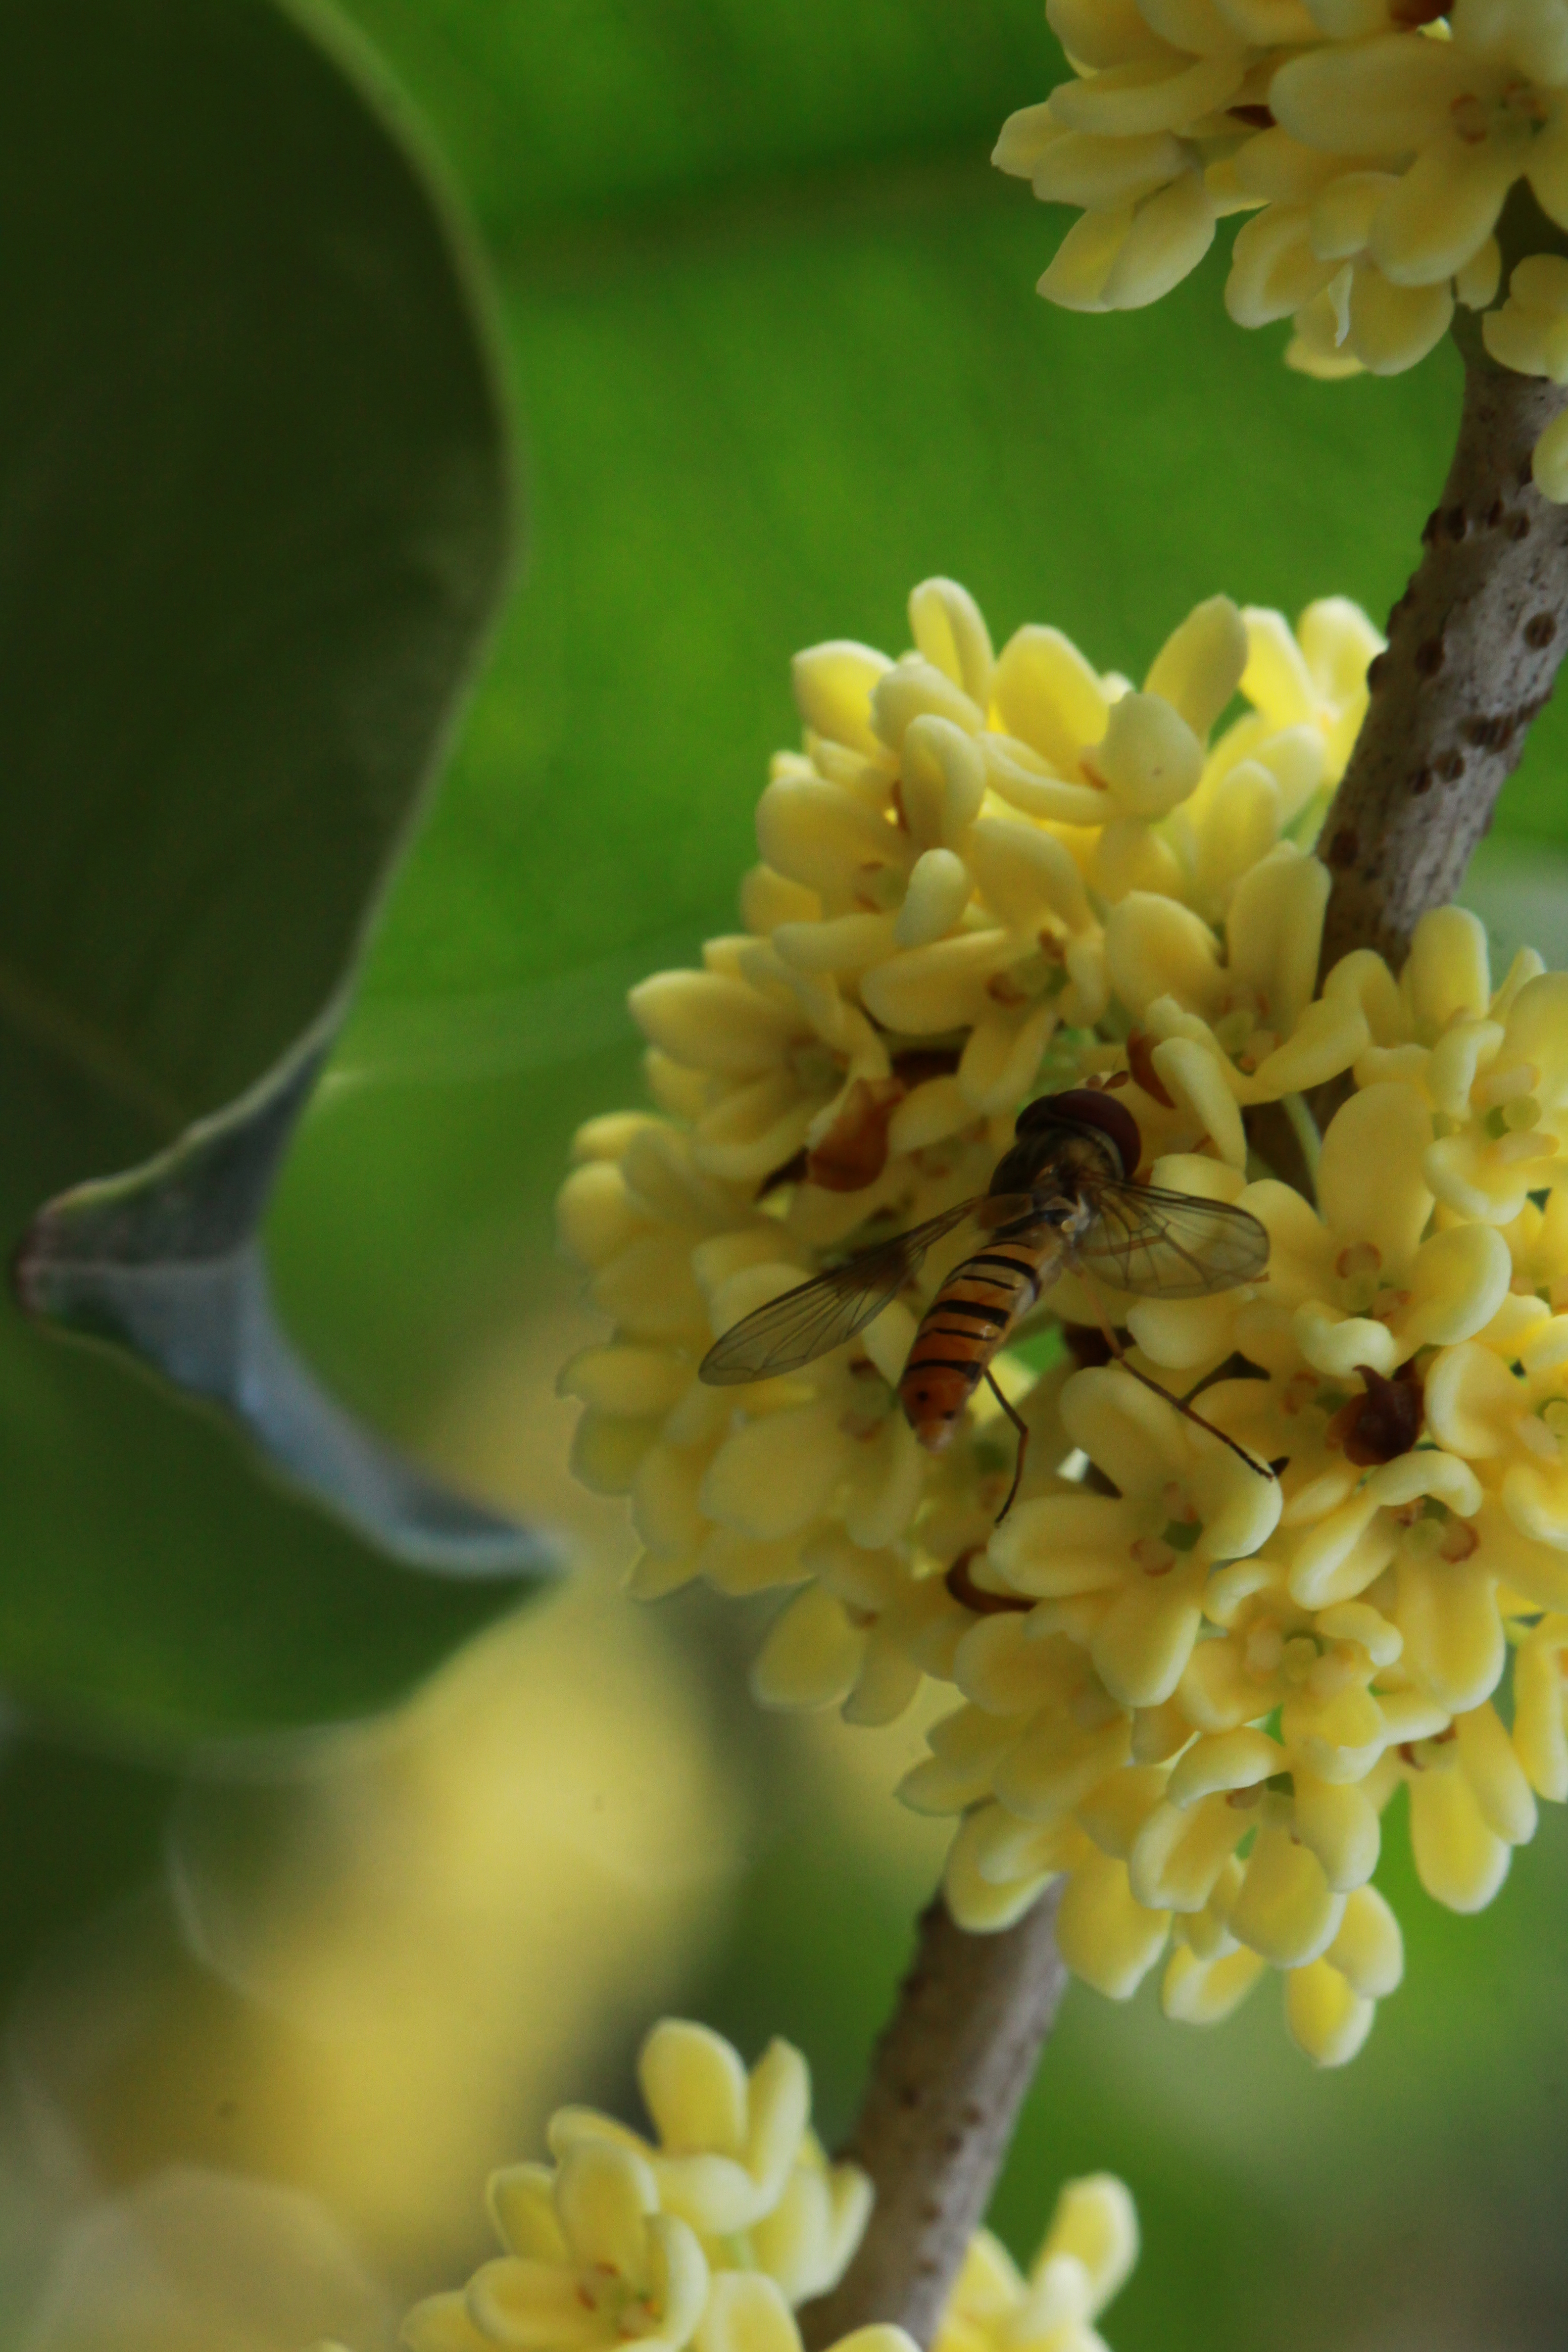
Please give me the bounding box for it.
[1317,317,1568,978]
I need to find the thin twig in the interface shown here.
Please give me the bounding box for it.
[1318,320,1568,978]
[799,1892,1068,2349]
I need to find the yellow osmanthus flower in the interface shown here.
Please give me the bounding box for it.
[559,576,1568,2060]
[401,2021,1140,2352]
[997,0,1568,494]
[935,2173,1138,2352]
[991,0,1304,319]
[402,2022,871,2352]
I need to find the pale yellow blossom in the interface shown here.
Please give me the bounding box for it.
[989,1367,1282,1705]
[408,2040,1142,2352]
[996,0,1568,482]
[402,2023,871,2352]
[935,2173,1138,2352]
[993,0,1291,316]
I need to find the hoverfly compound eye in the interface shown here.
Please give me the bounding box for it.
[1030,1087,1142,1179]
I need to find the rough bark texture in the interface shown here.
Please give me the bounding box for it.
[799,1890,1068,2351]
[1318,345,1568,978]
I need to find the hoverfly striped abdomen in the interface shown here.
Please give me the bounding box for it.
[897,1222,1061,1449]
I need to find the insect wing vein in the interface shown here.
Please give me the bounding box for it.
[1075,1180,1269,1299]
[699,1197,993,1384]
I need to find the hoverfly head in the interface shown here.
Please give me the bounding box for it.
[1018,1087,1142,1181]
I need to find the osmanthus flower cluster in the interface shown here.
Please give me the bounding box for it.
[902,900,1568,2062]
[559,575,1372,1688]
[392,2020,1139,2352]
[559,569,1568,2061]
[995,0,1568,496]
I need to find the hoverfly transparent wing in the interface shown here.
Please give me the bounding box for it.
[1073,1179,1269,1300]
[699,1193,1039,1385]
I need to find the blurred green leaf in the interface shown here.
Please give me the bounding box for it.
[0,0,552,1745]
[321,0,1055,234]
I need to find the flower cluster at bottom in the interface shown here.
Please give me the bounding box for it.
[393,2021,1137,2352]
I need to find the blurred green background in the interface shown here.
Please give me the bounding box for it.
[6,1,1568,2347]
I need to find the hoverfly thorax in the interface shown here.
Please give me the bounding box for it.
[989,1087,1142,1202]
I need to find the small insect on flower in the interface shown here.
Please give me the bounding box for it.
[700,1090,1274,1517]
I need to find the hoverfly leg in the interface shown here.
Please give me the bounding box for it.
[1074,1270,1275,1483]
[984,1371,1030,1524]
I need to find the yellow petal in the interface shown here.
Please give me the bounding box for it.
[1392,1222,1513,1353]
[404,2293,495,2352]
[1283,1958,1374,2067]
[751,1586,863,1711]
[1347,265,1453,376]
[631,971,802,1078]
[1317,1080,1432,1268]
[1228,1821,1345,1966]
[1395,1552,1504,1715]
[700,1411,854,1541]
[1162,1938,1267,2024]
[1225,844,1329,1038]
[1370,133,1513,289]
[792,641,893,758]
[639,2021,748,2159]
[1456,1702,1538,1845]
[1034,2174,1139,2320]
[1292,1772,1380,1891]
[1092,1557,1209,1709]
[1325,1883,1403,1999]
[872,659,983,753]
[1105,892,1223,1019]
[900,717,987,850]
[489,2166,568,2264]
[1105,172,1218,308]
[698,2273,801,2352]
[992,624,1109,765]
[1055,1850,1172,1998]
[1409,1759,1511,1912]
[1128,1794,1248,1911]
[1145,594,1248,740]
[1513,1619,1568,1800]
[908,577,994,708]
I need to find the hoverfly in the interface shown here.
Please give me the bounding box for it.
[700,1087,1272,1516]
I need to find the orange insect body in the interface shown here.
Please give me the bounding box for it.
[899,1089,1130,1451]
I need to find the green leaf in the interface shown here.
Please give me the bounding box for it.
[0,0,553,1745]
[321,0,1055,235]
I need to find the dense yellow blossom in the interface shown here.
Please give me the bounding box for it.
[401,2023,1138,2352]
[558,576,1372,1665]
[558,570,1568,2061]
[401,2022,871,2352]
[996,0,1568,494]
